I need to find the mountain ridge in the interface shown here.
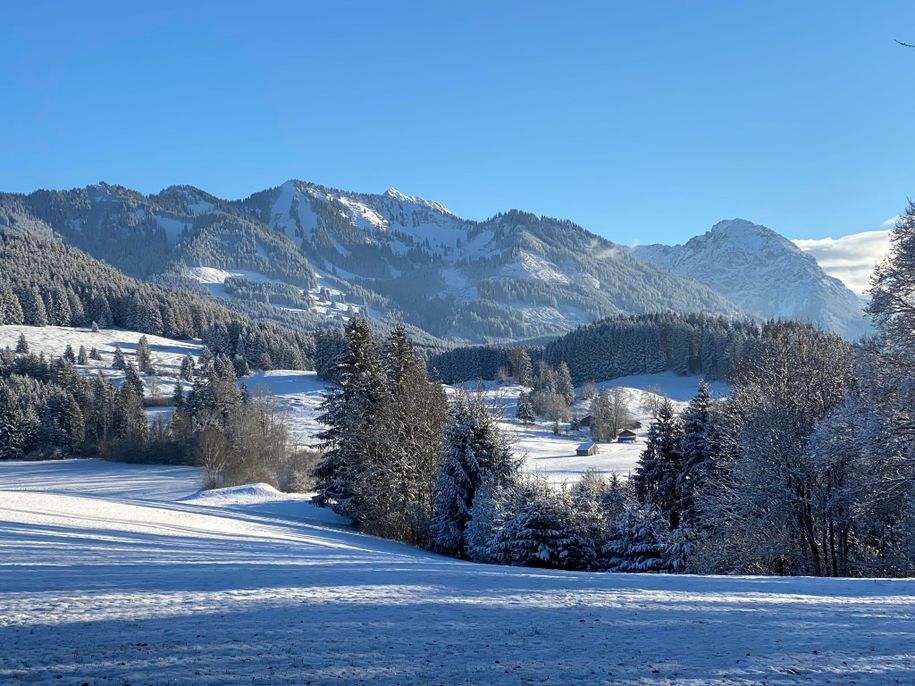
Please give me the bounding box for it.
[0,180,745,343]
[634,218,870,340]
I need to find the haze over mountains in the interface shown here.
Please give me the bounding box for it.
[0,180,873,342]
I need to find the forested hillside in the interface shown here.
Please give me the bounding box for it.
[427,313,760,384]
[0,232,313,370]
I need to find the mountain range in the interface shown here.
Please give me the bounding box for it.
[0,181,871,342]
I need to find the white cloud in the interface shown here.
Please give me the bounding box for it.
[793,229,891,295]
[881,215,901,228]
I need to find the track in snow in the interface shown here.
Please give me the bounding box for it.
[1,459,914,685]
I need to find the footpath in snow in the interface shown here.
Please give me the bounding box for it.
[1,459,914,685]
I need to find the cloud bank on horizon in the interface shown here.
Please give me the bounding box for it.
[794,228,892,295]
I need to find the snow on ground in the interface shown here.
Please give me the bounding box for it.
[1,459,913,685]
[450,373,726,486]
[0,324,202,401]
[243,370,328,448]
[186,263,362,324]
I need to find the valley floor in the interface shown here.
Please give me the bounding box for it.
[2,460,914,685]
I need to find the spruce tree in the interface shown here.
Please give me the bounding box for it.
[603,504,673,573]
[180,353,196,381]
[374,325,448,543]
[678,381,715,526]
[136,335,152,374]
[633,398,684,529]
[77,345,88,365]
[430,393,519,557]
[112,345,126,370]
[57,393,85,453]
[0,386,25,460]
[516,392,535,424]
[63,345,76,364]
[491,477,577,568]
[15,334,28,355]
[590,389,613,441]
[313,318,388,519]
[556,362,575,406]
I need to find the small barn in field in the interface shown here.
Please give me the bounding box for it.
[576,441,599,456]
[617,429,637,444]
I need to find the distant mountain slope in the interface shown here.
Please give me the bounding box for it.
[0,180,743,343]
[240,181,743,340]
[635,219,870,340]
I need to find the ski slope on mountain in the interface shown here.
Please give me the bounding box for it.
[1,459,913,685]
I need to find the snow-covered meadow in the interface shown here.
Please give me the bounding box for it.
[1,459,913,684]
[0,324,203,400]
[449,372,728,485]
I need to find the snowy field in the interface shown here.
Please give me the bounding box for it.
[0,324,203,400]
[222,369,724,482]
[452,372,728,485]
[1,459,913,685]
[244,369,328,448]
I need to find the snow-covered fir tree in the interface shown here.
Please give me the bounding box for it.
[490,476,579,569]
[430,392,518,557]
[136,335,153,374]
[603,504,673,573]
[516,392,535,424]
[313,318,388,520]
[678,381,715,526]
[633,398,684,529]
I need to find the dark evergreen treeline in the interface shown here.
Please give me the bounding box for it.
[427,344,541,384]
[0,232,313,371]
[427,312,759,385]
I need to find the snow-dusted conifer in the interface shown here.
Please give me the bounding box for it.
[136,335,152,374]
[313,318,387,519]
[678,381,715,525]
[430,392,518,557]
[633,398,683,529]
[516,392,535,424]
[603,504,673,573]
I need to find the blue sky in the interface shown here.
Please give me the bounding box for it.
[1,1,913,244]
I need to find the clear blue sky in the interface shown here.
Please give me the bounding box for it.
[1,1,913,244]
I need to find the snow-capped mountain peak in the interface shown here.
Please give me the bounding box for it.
[635,219,870,339]
[383,187,455,216]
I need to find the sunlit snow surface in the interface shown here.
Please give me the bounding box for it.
[1,459,914,684]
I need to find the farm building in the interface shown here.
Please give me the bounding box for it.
[617,429,637,443]
[576,441,599,456]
